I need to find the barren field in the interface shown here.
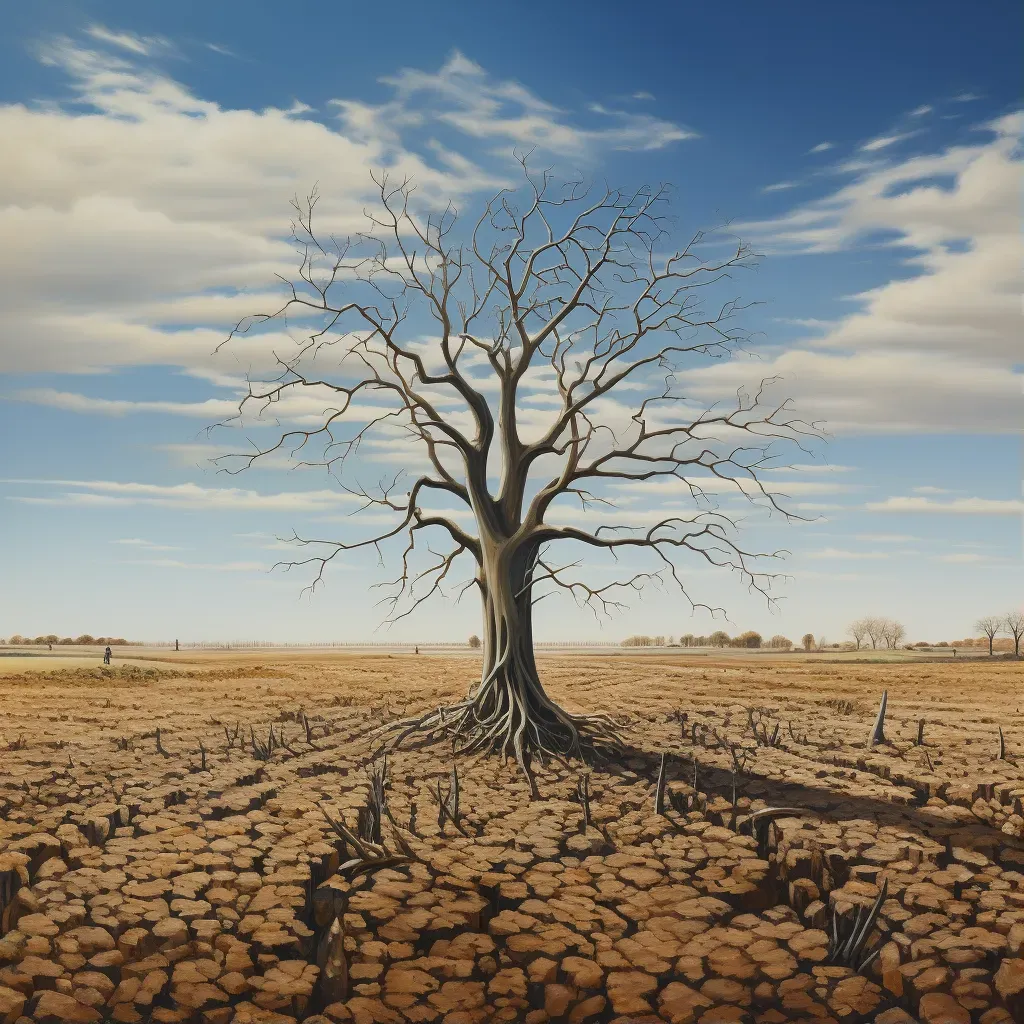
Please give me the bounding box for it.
[1,653,1022,1024]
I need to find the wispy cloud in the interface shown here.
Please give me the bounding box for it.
[953,92,982,102]
[807,547,889,560]
[860,130,921,152]
[908,105,933,117]
[112,538,183,552]
[766,463,856,474]
[13,389,237,418]
[935,552,997,564]
[808,142,834,154]
[2,478,362,512]
[123,558,266,572]
[854,533,916,543]
[866,496,1024,515]
[762,181,799,193]
[85,24,176,57]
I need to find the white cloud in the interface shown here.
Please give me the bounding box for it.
[683,348,1018,435]
[2,478,363,511]
[723,111,1024,434]
[607,476,858,498]
[808,142,834,154]
[122,558,266,572]
[378,52,695,155]
[854,533,916,543]
[763,181,799,193]
[860,131,921,152]
[806,547,889,560]
[935,552,996,563]
[908,105,933,117]
[112,538,183,551]
[84,25,175,57]
[912,485,953,495]
[866,496,1024,515]
[766,463,855,473]
[953,92,982,103]
[0,38,692,378]
[13,389,239,418]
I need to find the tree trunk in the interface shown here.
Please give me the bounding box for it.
[383,519,621,794]
[466,540,588,783]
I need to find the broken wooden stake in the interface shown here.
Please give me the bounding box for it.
[654,752,668,815]
[869,690,888,746]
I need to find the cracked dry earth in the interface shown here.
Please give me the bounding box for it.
[1,653,1023,1024]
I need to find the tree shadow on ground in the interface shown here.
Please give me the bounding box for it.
[584,740,1024,858]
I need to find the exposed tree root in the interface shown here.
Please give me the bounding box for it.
[375,663,624,798]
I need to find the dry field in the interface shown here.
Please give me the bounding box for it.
[1,652,1022,1024]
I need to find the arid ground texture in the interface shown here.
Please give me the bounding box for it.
[1,651,1022,1024]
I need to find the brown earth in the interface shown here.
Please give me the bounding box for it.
[0,652,1022,1024]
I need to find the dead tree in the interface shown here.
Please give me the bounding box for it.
[216,166,816,792]
[975,615,1002,657]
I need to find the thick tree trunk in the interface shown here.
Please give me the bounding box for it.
[382,532,621,795]
[466,541,583,768]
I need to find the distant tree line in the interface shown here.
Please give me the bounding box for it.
[620,631,795,649]
[2,634,130,646]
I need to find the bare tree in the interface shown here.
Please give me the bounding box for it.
[975,615,1002,657]
[863,616,885,650]
[848,617,870,650]
[1004,611,1024,658]
[216,167,815,790]
[880,619,906,650]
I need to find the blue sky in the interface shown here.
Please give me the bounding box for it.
[0,1,1020,644]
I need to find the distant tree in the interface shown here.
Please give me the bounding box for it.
[975,615,1002,657]
[848,618,870,650]
[467,634,481,649]
[1004,611,1024,658]
[680,634,695,647]
[654,635,666,647]
[801,633,815,651]
[880,619,906,650]
[695,635,709,646]
[58,637,75,645]
[863,617,885,649]
[768,634,792,649]
[709,631,731,648]
[734,630,762,648]
[75,635,95,645]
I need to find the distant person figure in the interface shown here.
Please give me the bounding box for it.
[953,648,957,658]
[415,646,419,655]
[103,646,112,666]
[175,639,179,652]
[48,643,52,650]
